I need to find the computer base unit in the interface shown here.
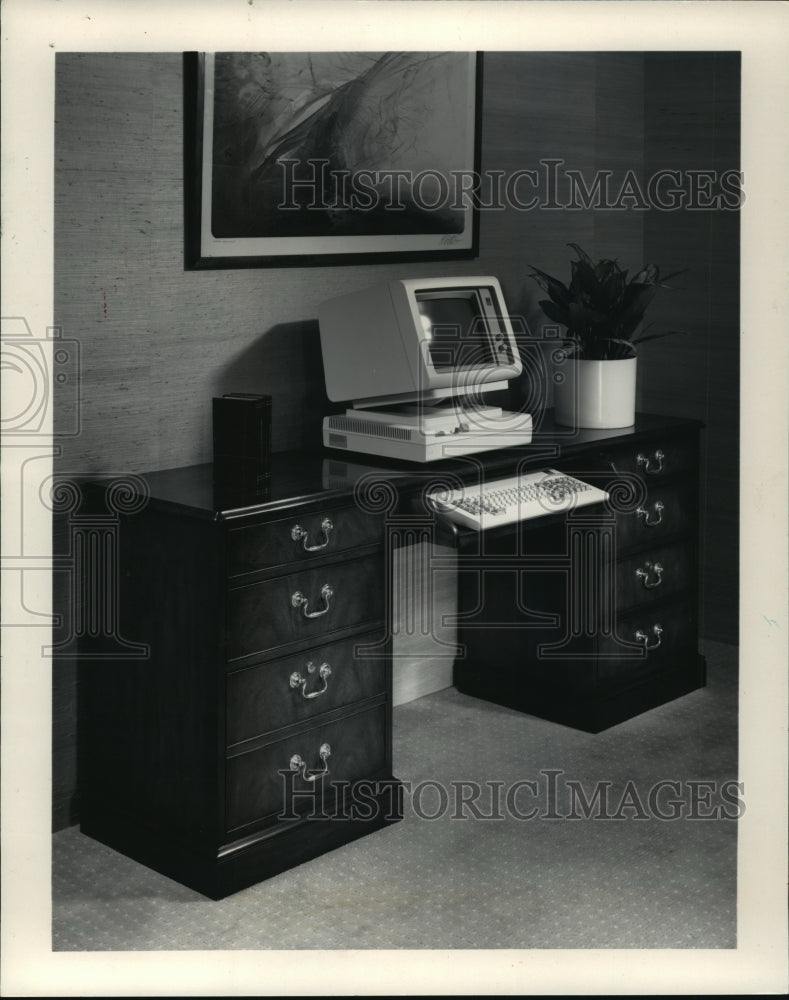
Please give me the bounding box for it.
[323,405,533,462]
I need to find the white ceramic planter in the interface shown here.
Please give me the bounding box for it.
[554,355,637,429]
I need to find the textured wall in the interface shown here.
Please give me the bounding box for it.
[52,51,738,828]
[53,52,646,473]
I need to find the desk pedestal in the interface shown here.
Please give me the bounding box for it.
[452,421,706,731]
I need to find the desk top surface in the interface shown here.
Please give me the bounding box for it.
[124,412,702,522]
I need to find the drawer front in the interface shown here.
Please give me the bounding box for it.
[226,704,387,832]
[599,434,697,482]
[227,506,383,578]
[615,543,694,611]
[227,630,388,746]
[613,480,696,550]
[596,600,698,687]
[227,553,384,663]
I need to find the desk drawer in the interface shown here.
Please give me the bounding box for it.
[227,553,384,663]
[227,630,387,746]
[226,703,387,832]
[227,506,383,578]
[614,480,696,549]
[615,543,694,611]
[600,434,697,482]
[596,600,698,687]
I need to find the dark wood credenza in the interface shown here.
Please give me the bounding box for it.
[78,413,706,898]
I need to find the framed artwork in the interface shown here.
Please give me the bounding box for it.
[184,51,482,269]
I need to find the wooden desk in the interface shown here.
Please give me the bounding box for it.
[78,412,705,897]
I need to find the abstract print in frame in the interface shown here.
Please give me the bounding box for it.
[184,51,482,268]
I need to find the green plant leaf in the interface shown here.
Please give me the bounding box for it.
[569,258,599,299]
[537,298,570,325]
[616,282,658,338]
[631,330,687,345]
[529,245,686,354]
[528,266,571,306]
[631,263,657,284]
[654,268,687,287]
[597,267,627,313]
[567,300,604,335]
[567,243,594,267]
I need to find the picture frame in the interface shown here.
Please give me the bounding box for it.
[184,51,482,269]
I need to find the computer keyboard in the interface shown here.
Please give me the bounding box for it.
[427,468,609,530]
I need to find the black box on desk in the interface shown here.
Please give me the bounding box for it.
[212,393,272,496]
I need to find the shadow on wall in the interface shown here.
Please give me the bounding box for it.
[213,320,334,453]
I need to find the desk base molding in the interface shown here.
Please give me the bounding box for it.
[453,655,707,733]
[81,779,403,900]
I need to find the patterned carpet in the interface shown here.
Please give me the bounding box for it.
[52,640,737,950]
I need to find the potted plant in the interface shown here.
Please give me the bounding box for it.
[528,243,684,428]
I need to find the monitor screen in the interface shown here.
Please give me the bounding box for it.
[416,287,513,373]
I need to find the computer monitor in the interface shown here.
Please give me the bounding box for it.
[319,276,522,406]
[318,276,532,462]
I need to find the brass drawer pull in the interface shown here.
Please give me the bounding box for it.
[636,449,665,475]
[636,500,664,526]
[635,624,663,650]
[290,661,332,699]
[291,517,334,552]
[635,560,664,589]
[290,742,331,782]
[291,583,334,619]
